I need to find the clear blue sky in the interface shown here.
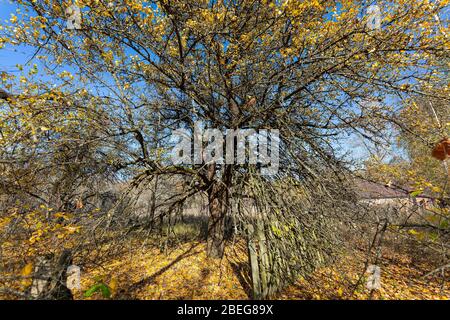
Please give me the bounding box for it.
[0,0,34,74]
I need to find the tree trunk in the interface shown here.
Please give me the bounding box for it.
[206,165,231,258]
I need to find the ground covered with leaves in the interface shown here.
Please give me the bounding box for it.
[74,239,449,300]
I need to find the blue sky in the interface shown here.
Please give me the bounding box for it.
[0,0,32,74]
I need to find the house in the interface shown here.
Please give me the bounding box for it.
[354,178,434,208]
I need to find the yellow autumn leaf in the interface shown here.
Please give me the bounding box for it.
[109,277,118,296]
[21,263,33,287]
[21,262,33,276]
[10,14,17,24]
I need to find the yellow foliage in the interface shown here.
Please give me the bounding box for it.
[20,263,33,287]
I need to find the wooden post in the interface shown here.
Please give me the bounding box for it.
[247,224,261,299]
[256,220,269,299]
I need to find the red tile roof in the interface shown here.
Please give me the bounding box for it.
[355,179,411,199]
